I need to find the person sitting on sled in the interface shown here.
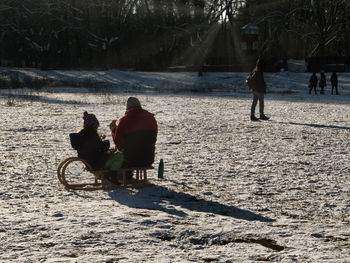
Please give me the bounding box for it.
[109,97,158,177]
[69,111,111,170]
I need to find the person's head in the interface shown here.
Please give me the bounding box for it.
[126,97,141,110]
[255,58,265,71]
[83,111,99,130]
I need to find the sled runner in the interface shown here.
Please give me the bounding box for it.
[57,157,154,190]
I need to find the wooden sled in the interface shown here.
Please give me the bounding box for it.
[57,157,154,191]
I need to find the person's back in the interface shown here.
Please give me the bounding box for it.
[117,107,157,166]
[70,112,110,170]
[310,73,317,86]
[331,72,338,85]
[330,72,339,95]
[110,97,158,167]
[319,72,326,94]
[251,69,266,93]
[319,72,326,86]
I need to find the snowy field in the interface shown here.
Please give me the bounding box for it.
[0,67,350,262]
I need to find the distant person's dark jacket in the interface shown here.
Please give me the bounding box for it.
[70,129,110,170]
[319,74,326,87]
[309,74,318,87]
[331,73,338,86]
[112,107,157,167]
[251,69,267,94]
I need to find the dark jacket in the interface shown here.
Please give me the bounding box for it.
[309,74,318,87]
[251,69,267,93]
[70,129,110,170]
[331,73,338,86]
[111,107,157,167]
[319,73,326,87]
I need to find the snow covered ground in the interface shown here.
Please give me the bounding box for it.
[0,67,349,262]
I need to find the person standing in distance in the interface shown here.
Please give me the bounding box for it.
[309,72,318,95]
[249,58,269,121]
[319,71,326,94]
[330,72,339,95]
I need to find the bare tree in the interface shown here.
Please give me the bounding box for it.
[242,0,350,58]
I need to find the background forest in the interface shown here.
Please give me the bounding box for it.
[1,0,350,71]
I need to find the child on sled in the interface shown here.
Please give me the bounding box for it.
[70,111,123,173]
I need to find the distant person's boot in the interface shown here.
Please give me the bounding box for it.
[251,115,259,121]
[260,114,270,120]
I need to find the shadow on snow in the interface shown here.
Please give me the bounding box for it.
[108,185,274,223]
[278,121,350,130]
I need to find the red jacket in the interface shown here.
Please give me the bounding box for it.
[112,107,158,150]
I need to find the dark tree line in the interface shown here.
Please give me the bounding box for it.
[240,0,350,59]
[1,0,350,70]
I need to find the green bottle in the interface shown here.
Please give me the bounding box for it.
[158,159,164,178]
